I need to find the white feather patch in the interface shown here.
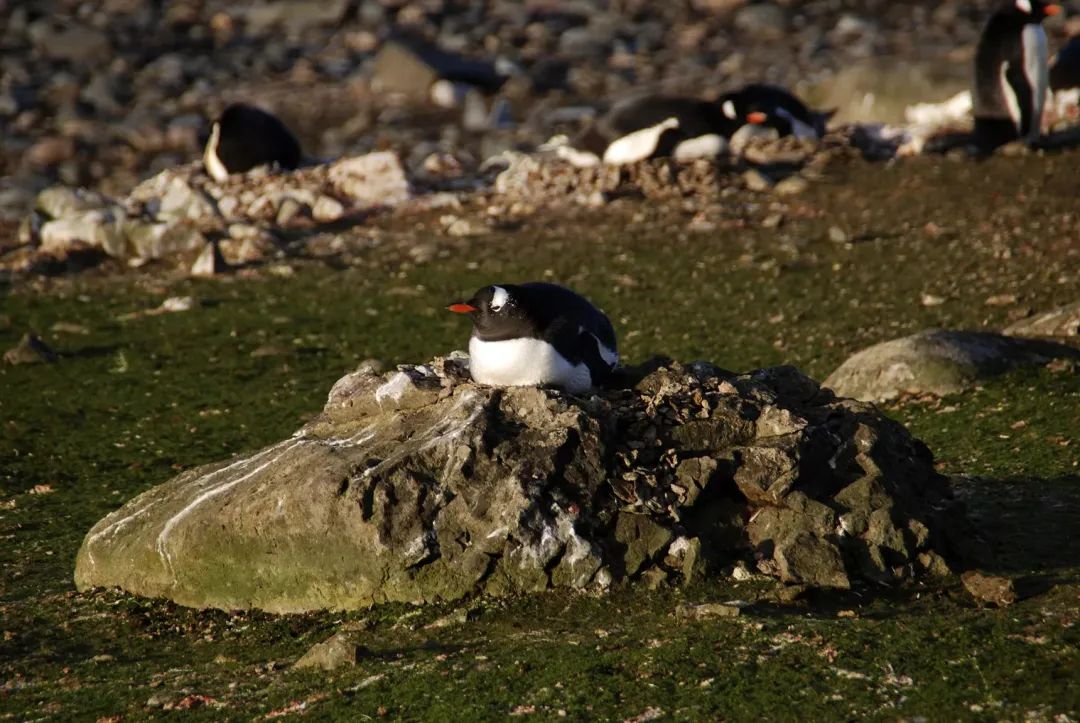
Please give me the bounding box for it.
[469,336,592,393]
[722,100,737,119]
[490,286,509,311]
[203,123,229,182]
[673,134,725,160]
[555,145,601,167]
[1015,0,1032,13]
[1022,23,1049,140]
[589,333,619,368]
[603,117,679,165]
[1001,61,1023,130]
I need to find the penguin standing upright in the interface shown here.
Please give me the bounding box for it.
[973,0,1063,151]
[203,103,302,182]
[447,283,618,393]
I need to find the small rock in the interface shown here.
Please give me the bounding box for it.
[328,152,410,209]
[828,226,848,244]
[159,296,195,313]
[276,197,309,226]
[773,176,809,196]
[774,584,810,603]
[24,137,77,169]
[761,212,784,229]
[32,25,112,64]
[742,169,772,192]
[961,571,1016,606]
[733,3,787,38]
[312,196,345,223]
[4,333,58,365]
[921,293,947,307]
[293,631,365,671]
[190,242,226,277]
[126,221,205,261]
[441,214,486,237]
[675,602,742,620]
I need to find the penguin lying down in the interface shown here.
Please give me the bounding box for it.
[203,103,302,182]
[552,83,834,167]
[448,283,618,394]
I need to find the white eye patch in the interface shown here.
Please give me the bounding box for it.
[490,285,509,311]
[1015,0,1032,13]
[722,100,737,119]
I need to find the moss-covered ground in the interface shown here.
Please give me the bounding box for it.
[1,150,1078,719]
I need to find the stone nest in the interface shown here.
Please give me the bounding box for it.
[75,355,972,613]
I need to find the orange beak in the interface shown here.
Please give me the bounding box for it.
[1045,4,1062,15]
[747,111,768,125]
[447,303,477,314]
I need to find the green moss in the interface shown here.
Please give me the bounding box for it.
[2,150,1079,718]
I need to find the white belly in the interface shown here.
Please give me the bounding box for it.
[673,134,725,160]
[603,117,679,165]
[203,122,229,182]
[1021,24,1049,140]
[468,336,592,393]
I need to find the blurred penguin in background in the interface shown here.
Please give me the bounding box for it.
[203,104,302,181]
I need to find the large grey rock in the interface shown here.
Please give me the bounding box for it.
[1004,302,1080,339]
[370,38,507,100]
[327,152,410,209]
[75,358,966,612]
[40,210,129,258]
[824,330,1080,402]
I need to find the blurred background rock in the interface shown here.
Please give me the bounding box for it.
[1,0,1076,220]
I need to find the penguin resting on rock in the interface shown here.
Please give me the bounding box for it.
[203,103,302,182]
[973,0,1062,151]
[447,283,618,393]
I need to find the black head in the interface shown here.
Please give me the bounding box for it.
[448,284,535,340]
[717,90,790,136]
[995,0,1062,21]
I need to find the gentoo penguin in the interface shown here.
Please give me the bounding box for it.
[447,282,618,393]
[717,84,832,140]
[203,104,302,182]
[560,95,747,167]
[973,0,1062,150]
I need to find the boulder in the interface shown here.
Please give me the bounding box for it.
[1004,302,1080,339]
[371,37,507,101]
[824,330,1080,402]
[76,358,967,612]
[327,152,410,209]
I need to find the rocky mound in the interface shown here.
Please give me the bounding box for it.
[492,134,844,207]
[18,152,409,269]
[75,356,968,613]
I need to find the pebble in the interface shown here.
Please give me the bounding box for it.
[3,333,58,365]
[742,169,772,192]
[312,195,345,223]
[773,175,809,196]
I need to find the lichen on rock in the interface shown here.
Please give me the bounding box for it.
[75,356,969,612]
